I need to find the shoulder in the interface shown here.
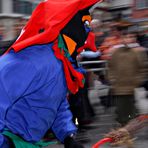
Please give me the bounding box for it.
[0,43,63,77]
[0,51,36,74]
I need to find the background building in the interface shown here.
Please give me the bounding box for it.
[108,0,133,20]
[91,0,148,32]
[132,0,148,30]
[0,0,41,41]
[0,0,147,41]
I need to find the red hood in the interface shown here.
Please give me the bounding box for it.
[10,0,102,52]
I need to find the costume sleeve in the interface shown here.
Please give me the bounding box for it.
[51,96,77,142]
[0,58,37,131]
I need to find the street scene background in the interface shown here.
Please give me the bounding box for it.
[0,0,148,148]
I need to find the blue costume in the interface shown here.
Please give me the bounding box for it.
[0,0,102,147]
[0,44,76,146]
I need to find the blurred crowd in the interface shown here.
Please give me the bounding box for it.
[69,18,148,129]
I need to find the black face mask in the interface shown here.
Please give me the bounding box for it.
[60,8,91,51]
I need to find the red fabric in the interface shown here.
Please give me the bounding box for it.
[77,31,97,53]
[53,40,84,94]
[10,0,102,52]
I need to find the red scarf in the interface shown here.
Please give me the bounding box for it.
[52,31,97,94]
[53,40,84,94]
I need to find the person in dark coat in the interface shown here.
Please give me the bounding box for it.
[108,33,147,125]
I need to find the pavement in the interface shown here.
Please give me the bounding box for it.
[46,82,148,148]
[47,105,148,148]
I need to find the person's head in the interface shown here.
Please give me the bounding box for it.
[109,22,122,38]
[60,7,91,54]
[11,0,101,55]
[122,32,137,44]
[111,28,120,37]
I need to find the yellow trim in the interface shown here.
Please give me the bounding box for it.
[82,15,91,23]
[63,34,77,55]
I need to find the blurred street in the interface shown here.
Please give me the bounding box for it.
[0,1,147,148]
[47,85,148,148]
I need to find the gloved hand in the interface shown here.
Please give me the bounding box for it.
[64,136,84,148]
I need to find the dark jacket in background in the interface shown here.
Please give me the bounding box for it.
[108,47,147,95]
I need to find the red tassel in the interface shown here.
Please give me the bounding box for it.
[53,40,84,94]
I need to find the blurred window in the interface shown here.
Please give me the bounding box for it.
[13,0,33,15]
[136,0,148,9]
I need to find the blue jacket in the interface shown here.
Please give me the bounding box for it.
[0,43,77,146]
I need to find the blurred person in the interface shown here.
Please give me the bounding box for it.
[0,0,102,148]
[99,21,135,60]
[122,32,142,48]
[108,32,139,53]
[89,19,108,81]
[92,26,123,110]
[99,26,122,60]
[90,19,105,47]
[137,30,148,98]
[107,32,147,126]
[69,49,101,130]
[69,76,96,130]
[137,30,148,49]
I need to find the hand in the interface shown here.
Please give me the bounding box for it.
[64,136,84,148]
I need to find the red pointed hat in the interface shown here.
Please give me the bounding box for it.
[10,0,102,52]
